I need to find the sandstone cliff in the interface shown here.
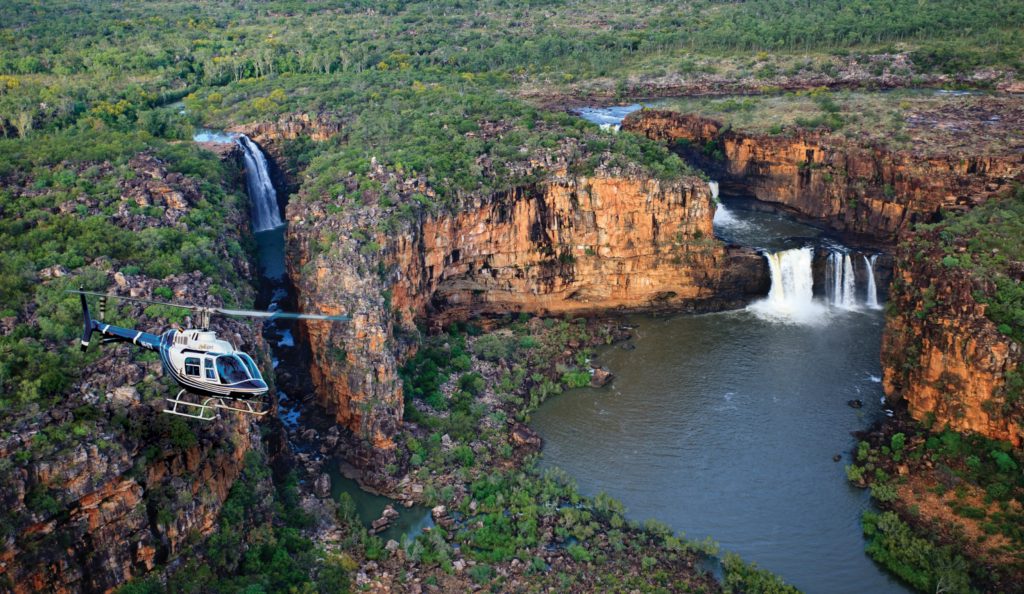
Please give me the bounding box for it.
[287,164,766,450]
[623,110,1024,242]
[882,225,1023,446]
[0,153,273,592]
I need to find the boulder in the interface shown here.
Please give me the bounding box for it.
[509,423,542,449]
[314,473,331,498]
[590,367,613,387]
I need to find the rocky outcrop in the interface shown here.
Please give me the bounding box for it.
[227,112,343,195]
[522,52,1022,108]
[228,112,343,144]
[0,152,272,592]
[881,229,1023,446]
[0,409,261,593]
[623,110,1024,242]
[287,164,767,449]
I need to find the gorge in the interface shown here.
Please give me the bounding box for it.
[6,3,1024,592]
[213,94,1022,591]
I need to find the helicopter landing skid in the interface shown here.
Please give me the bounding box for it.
[163,390,269,420]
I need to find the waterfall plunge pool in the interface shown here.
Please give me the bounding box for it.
[193,130,435,544]
[531,194,907,593]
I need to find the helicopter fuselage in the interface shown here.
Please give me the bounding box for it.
[80,294,268,399]
[158,329,268,398]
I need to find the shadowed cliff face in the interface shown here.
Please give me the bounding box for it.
[287,166,767,450]
[623,110,1024,243]
[882,228,1023,446]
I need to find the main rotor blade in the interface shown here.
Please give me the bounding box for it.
[66,289,198,310]
[215,307,351,322]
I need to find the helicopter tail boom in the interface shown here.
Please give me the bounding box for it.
[78,291,160,351]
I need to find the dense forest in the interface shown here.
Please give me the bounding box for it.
[1,1,1022,592]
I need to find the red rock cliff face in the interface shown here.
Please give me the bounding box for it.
[0,414,261,593]
[623,110,1023,242]
[882,231,1023,446]
[0,153,272,593]
[287,167,766,449]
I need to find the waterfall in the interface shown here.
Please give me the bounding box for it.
[825,250,859,310]
[842,253,856,309]
[237,135,284,232]
[750,247,826,323]
[710,180,746,230]
[864,254,881,309]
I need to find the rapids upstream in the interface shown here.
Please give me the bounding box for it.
[532,189,908,592]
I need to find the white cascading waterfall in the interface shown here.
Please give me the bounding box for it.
[237,135,284,232]
[825,250,858,310]
[864,254,881,309]
[710,180,746,230]
[750,247,826,323]
[842,253,856,309]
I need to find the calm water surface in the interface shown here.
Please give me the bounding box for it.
[532,197,908,593]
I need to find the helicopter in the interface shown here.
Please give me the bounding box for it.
[70,289,349,421]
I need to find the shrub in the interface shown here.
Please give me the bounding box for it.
[473,333,517,361]
[468,563,493,583]
[451,445,475,467]
[567,543,592,563]
[862,511,972,594]
[458,372,486,396]
[721,552,799,594]
[561,370,591,389]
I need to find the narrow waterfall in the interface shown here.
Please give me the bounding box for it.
[826,251,858,309]
[750,247,826,323]
[842,253,856,309]
[710,180,745,230]
[864,254,881,309]
[237,135,284,232]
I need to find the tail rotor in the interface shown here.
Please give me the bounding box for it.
[78,288,95,351]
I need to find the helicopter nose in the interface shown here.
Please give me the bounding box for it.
[246,379,268,392]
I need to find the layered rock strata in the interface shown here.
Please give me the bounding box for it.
[623,110,1023,242]
[287,166,767,449]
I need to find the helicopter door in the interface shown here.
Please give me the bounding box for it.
[184,357,201,377]
[204,358,217,381]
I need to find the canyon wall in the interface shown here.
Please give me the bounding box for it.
[882,229,1023,446]
[0,153,273,593]
[623,110,1023,242]
[229,112,343,193]
[287,166,767,449]
[0,409,262,593]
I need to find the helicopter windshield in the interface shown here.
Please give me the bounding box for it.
[237,353,262,381]
[216,355,252,384]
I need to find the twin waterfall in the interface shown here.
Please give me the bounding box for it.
[237,135,284,232]
[753,247,883,323]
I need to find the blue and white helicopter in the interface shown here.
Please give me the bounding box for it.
[71,289,348,421]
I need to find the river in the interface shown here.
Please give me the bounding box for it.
[532,191,908,593]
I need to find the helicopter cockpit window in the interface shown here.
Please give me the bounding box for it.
[204,358,216,380]
[237,353,262,381]
[216,355,252,385]
[184,357,201,377]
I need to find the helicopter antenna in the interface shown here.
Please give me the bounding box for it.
[67,290,351,324]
